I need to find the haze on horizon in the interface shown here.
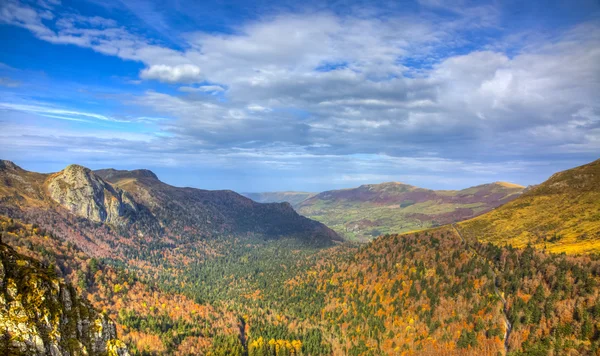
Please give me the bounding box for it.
[0,0,599,192]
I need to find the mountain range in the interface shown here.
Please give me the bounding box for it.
[246,181,525,241]
[0,161,340,254]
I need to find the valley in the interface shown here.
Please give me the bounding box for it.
[247,181,525,242]
[1,158,599,355]
[1,1,597,354]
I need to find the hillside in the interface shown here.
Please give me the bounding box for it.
[242,191,315,207]
[0,161,338,353]
[284,226,600,354]
[5,200,600,355]
[0,241,128,355]
[458,158,600,254]
[94,168,339,244]
[0,161,339,248]
[0,214,254,355]
[296,181,524,241]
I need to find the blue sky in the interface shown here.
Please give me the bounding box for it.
[0,0,599,192]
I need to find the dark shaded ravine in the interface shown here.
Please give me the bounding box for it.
[239,316,247,355]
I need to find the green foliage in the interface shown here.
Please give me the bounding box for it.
[457,330,478,349]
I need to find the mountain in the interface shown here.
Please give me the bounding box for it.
[296,181,525,241]
[242,191,315,207]
[458,158,600,254]
[0,160,338,354]
[94,168,339,244]
[0,161,340,247]
[0,242,128,355]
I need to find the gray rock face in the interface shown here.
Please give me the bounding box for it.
[46,165,137,225]
[0,244,129,355]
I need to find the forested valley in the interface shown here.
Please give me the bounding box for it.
[4,214,600,355]
[1,160,600,355]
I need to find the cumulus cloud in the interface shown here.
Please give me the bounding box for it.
[140,64,203,84]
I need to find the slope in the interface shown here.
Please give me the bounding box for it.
[0,241,128,355]
[458,158,600,254]
[0,161,340,250]
[297,181,524,241]
[2,159,599,355]
[94,168,339,244]
[285,226,600,354]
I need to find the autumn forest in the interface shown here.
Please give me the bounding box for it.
[0,158,598,355]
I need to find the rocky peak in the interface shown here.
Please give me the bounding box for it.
[46,164,137,224]
[0,160,22,172]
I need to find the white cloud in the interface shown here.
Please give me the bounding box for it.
[0,77,21,87]
[178,85,225,93]
[247,104,271,112]
[140,64,203,84]
[1,0,599,190]
[0,102,125,122]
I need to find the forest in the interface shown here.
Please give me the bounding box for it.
[3,213,600,355]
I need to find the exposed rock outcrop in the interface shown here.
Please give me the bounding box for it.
[0,243,129,355]
[46,165,137,225]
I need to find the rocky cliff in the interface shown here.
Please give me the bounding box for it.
[0,243,129,355]
[46,165,138,225]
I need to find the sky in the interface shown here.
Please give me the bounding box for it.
[0,0,599,192]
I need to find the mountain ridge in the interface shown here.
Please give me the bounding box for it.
[0,160,341,248]
[1,159,599,355]
[458,158,600,254]
[95,168,160,181]
[292,179,525,241]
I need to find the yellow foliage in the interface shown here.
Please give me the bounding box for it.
[458,159,600,254]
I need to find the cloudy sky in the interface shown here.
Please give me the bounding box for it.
[0,0,599,192]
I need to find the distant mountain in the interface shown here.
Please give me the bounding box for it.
[296,181,525,241]
[242,191,315,206]
[0,242,128,355]
[458,158,600,254]
[0,161,340,250]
